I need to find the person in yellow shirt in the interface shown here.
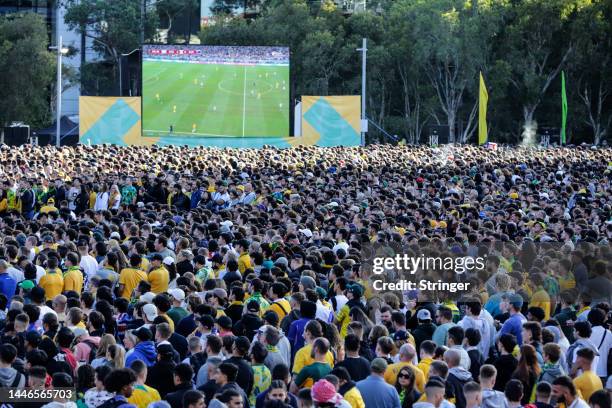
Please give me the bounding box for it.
[236,239,252,273]
[530,273,552,320]
[417,340,436,379]
[293,320,334,376]
[336,284,364,338]
[384,344,426,393]
[148,254,169,294]
[268,283,290,321]
[63,253,84,293]
[331,366,365,408]
[290,338,333,393]
[39,197,58,214]
[39,257,64,301]
[128,360,161,408]
[118,254,148,300]
[572,348,603,401]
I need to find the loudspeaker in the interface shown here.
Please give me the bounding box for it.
[428,125,450,145]
[120,55,130,95]
[539,127,560,146]
[4,126,30,146]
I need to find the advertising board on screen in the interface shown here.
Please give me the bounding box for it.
[142,44,290,138]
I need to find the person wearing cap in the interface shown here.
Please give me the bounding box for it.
[148,254,169,294]
[125,327,157,369]
[207,288,228,319]
[142,303,160,327]
[356,357,401,408]
[335,283,365,338]
[309,378,346,408]
[118,254,149,300]
[498,293,527,345]
[39,197,58,214]
[167,288,188,325]
[412,309,437,352]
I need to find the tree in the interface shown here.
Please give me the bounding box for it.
[397,0,500,143]
[157,0,191,42]
[570,0,612,144]
[64,0,158,94]
[501,0,574,135]
[0,13,54,129]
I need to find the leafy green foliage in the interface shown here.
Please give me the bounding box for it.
[0,13,54,128]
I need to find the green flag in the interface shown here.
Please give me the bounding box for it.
[561,71,567,144]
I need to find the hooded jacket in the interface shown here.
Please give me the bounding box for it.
[0,366,25,388]
[481,388,506,408]
[234,312,264,340]
[446,366,473,408]
[538,362,566,384]
[413,322,437,351]
[125,340,157,367]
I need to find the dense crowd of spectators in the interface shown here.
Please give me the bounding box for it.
[0,143,610,408]
[143,45,289,65]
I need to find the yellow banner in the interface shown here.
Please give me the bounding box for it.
[479,72,488,145]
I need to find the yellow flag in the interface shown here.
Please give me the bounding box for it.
[479,72,488,145]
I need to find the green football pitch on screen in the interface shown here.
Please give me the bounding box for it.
[142,61,290,138]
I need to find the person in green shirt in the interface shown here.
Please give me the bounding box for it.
[167,288,188,326]
[249,342,271,406]
[290,337,332,393]
[121,178,137,206]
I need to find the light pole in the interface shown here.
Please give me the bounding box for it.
[357,38,367,146]
[119,49,140,96]
[50,36,69,147]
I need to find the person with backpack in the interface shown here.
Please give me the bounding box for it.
[73,327,101,365]
[566,321,600,374]
[0,344,25,388]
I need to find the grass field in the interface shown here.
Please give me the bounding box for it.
[142,61,290,138]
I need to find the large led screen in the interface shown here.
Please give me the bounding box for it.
[142,45,290,138]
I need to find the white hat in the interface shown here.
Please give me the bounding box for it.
[327,202,339,208]
[110,231,121,239]
[137,202,145,208]
[143,303,158,321]
[167,288,185,302]
[220,220,233,228]
[299,228,313,238]
[139,292,155,304]
[162,256,175,266]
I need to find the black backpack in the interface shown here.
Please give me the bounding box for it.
[97,397,127,408]
[0,371,24,388]
[82,339,99,363]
